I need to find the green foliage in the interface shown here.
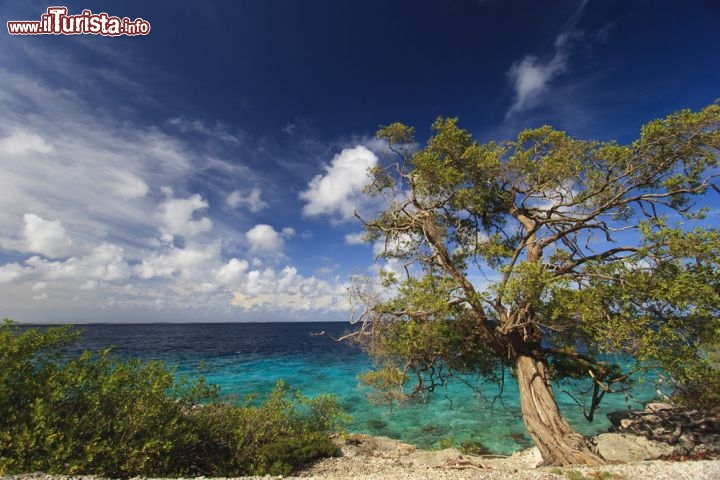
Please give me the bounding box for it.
[187,382,344,476]
[551,468,616,480]
[358,311,500,405]
[0,321,343,477]
[434,437,454,450]
[358,367,409,405]
[552,224,720,407]
[459,440,489,455]
[356,102,720,421]
[430,437,488,455]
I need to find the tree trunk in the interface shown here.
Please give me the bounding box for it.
[515,354,605,466]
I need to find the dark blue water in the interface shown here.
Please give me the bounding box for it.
[20,322,659,454]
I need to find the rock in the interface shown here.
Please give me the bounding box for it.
[645,402,674,412]
[607,410,630,429]
[338,434,416,459]
[593,433,674,462]
[401,448,466,468]
[605,402,720,459]
[458,446,542,472]
[506,446,543,469]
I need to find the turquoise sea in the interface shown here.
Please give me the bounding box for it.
[26,322,661,455]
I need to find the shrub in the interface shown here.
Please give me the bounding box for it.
[0,320,344,477]
[186,382,344,476]
[459,440,489,455]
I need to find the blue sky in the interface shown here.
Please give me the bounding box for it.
[0,0,718,323]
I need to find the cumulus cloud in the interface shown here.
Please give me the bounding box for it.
[26,243,132,282]
[135,244,218,280]
[216,258,249,285]
[246,224,284,254]
[0,263,29,284]
[23,213,73,258]
[156,189,213,242]
[226,187,268,212]
[231,265,346,311]
[344,232,366,245]
[299,145,378,219]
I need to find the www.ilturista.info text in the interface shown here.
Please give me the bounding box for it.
[7,7,151,36]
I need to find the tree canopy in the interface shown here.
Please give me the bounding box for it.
[350,103,720,466]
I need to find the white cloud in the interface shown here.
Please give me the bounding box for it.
[369,233,424,285]
[135,244,218,280]
[26,243,132,282]
[344,232,366,245]
[231,265,347,311]
[246,224,284,254]
[23,213,73,258]
[0,131,54,155]
[0,67,351,321]
[168,117,240,144]
[505,0,589,118]
[0,70,195,252]
[506,39,569,118]
[79,280,98,290]
[0,235,350,320]
[531,180,584,217]
[0,263,29,284]
[299,145,378,219]
[226,187,268,212]
[372,232,419,257]
[156,191,213,241]
[216,258,249,285]
[109,170,149,199]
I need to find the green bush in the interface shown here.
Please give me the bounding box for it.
[186,382,344,476]
[255,434,341,475]
[459,440,489,455]
[0,320,344,477]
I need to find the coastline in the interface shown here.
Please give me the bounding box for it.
[294,434,720,480]
[3,439,719,480]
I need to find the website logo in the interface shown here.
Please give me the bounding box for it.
[7,7,151,36]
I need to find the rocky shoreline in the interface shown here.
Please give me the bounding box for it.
[3,438,718,480]
[309,402,719,479]
[604,402,720,459]
[297,434,720,479]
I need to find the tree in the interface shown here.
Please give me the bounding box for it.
[350,104,720,466]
